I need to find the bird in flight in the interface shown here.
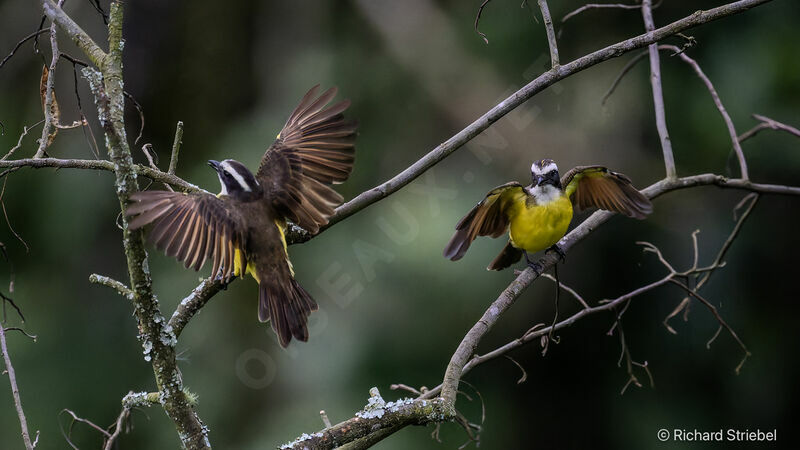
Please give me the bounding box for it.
[444,159,652,272]
[126,85,357,347]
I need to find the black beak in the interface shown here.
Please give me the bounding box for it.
[208,160,220,171]
[535,175,544,186]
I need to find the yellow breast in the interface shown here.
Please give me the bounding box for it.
[507,192,573,253]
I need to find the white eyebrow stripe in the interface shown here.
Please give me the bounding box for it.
[532,162,558,175]
[221,161,252,192]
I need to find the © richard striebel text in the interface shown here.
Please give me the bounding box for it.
[657,428,777,442]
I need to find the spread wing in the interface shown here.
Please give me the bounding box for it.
[560,166,652,219]
[126,191,247,281]
[256,85,357,234]
[443,182,525,261]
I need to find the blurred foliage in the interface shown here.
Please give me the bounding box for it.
[1,1,798,449]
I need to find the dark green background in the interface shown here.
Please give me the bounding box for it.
[1,1,798,448]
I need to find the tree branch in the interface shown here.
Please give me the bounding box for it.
[168,121,184,175]
[664,45,748,179]
[437,172,799,407]
[41,0,107,67]
[168,277,225,339]
[537,0,559,67]
[288,0,773,244]
[35,2,63,159]
[642,0,676,178]
[1,324,37,450]
[280,388,450,450]
[0,157,204,192]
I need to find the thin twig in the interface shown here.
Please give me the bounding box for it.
[168,121,184,175]
[539,273,590,309]
[562,2,643,24]
[661,45,748,179]
[601,49,648,105]
[89,273,133,299]
[0,29,49,70]
[664,193,758,333]
[738,114,800,142]
[474,0,492,44]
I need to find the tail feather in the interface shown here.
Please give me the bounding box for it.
[487,242,523,271]
[259,279,318,347]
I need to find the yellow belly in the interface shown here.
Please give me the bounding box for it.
[231,219,293,283]
[508,194,573,253]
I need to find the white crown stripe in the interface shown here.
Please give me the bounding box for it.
[221,161,254,192]
[531,162,558,175]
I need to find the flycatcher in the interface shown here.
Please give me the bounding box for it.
[126,85,357,347]
[444,159,652,272]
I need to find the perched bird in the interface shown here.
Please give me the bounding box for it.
[126,85,357,347]
[443,159,652,272]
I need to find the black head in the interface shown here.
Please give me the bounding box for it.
[208,159,262,200]
[530,159,561,188]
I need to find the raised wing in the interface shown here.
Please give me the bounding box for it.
[126,191,246,281]
[443,182,525,261]
[560,166,652,219]
[256,85,357,234]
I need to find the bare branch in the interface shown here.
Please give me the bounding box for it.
[35,2,64,159]
[474,0,491,44]
[41,0,107,67]
[437,170,797,408]
[168,277,226,338]
[0,157,204,192]
[664,193,758,333]
[0,29,49,70]
[562,2,644,24]
[663,45,748,179]
[537,0,559,67]
[642,0,676,178]
[289,0,775,244]
[1,323,37,450]
[281,388,450,450]
[89,273,133,300]
[168,121,184,175]
[738,113,800,142]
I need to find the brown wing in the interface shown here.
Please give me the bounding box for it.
[126,191,247,281]
[256,85,357,234]
[561,166,653,219]
[443,182,525,261]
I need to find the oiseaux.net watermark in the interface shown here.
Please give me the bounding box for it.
[657,428,777,443]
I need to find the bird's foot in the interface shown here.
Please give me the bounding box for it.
[524,251,544,275]
[214,274,234,290]
[527,261,543,275]
[546,244,566,263]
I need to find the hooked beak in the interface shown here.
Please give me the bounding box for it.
[208,160,221,171]
[534,175,544,186]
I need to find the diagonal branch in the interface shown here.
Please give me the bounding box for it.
[437,172,799,408]
[41,0,107,67]
[288,0,774,244]
[662,45,748,179]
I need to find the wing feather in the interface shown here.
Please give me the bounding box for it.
[256,86,357,234]
[126,191,245,281]
[561,166,652,219]
[443,182,524,261]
